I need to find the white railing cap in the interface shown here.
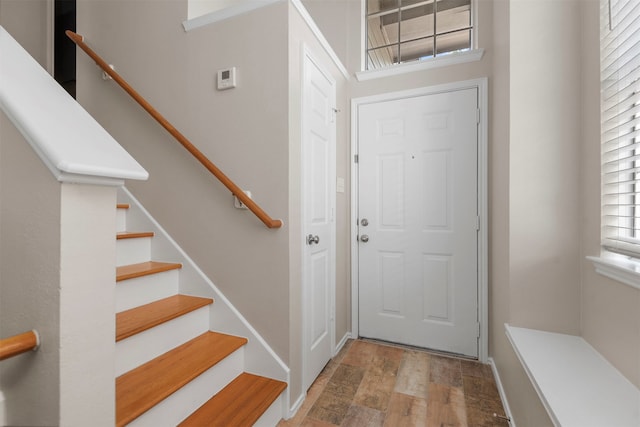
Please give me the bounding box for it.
[0,26,148,186]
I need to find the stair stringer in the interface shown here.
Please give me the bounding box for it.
[118,187,290,415]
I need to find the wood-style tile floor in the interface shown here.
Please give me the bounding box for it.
[278,339,510,427]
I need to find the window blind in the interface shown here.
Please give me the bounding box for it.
[601,0,640,256]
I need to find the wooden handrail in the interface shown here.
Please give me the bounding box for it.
[0,330,40,361]
[65,31,283,229]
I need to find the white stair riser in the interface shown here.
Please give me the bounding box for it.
[127,348,245,427]
[116,188,287,424]
[116,208,127,232]
[116,237,151,266]
[116,308,210,376]
[116,270,180,312]
[254,394,285,427]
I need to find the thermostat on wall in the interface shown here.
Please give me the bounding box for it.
[217,67,236,90]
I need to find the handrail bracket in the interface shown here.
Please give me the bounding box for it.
[66,30,283,229]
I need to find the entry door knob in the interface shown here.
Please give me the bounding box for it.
[360,234,369,243]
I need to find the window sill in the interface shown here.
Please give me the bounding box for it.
[587,253,640,291]
[355,48,485,82]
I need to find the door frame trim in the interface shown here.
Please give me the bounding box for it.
[350,78,489,361]
[301,43,337,391]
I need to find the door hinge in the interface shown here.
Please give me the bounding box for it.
[476,215,481,231]
[354,154,359,163]
[331,107,339,123]
[477,322,481,338]
[476,108,481,125]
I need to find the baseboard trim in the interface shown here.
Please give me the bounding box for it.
[288,332,351,419]
[334,331,352,357]
[488,357,516,427]
[287,392,306,419]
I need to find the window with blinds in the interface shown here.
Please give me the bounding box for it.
[601,0,640,256]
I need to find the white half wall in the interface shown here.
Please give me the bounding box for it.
[0,112,119,426]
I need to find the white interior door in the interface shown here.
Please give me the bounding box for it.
[302,48,336,390]
[357,88,479,358]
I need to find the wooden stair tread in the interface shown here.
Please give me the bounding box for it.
[116,294,213,342]
[116,261,182,282]
[116,331,248,427]
[116,231,154,240]
[179,373,287,427]
[117,203,130,209]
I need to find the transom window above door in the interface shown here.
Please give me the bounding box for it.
[366,0,473,70]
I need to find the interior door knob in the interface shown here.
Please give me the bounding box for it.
[307,234,320,245]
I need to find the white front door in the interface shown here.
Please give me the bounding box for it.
[357,88,479,358]
[302,48,336,390]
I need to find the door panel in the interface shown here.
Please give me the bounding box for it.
[379,154,404,228]
[303,50,336,390]
[380,251,404,314]
[422,254,452,322]
[422,150,450,229]
[311,134,329,223]
[358,88,478,357]
[310,251,329,346]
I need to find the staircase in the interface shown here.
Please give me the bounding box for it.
[114,196,287,426]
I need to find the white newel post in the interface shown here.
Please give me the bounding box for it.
[58,183,118,426]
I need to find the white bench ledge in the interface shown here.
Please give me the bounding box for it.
[0,26,148,186]
[505,324,640,427]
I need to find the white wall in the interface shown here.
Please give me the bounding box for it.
[0,111,61,426]
[0,5,58,424]
[509,0,582,333]
[0,0,49,70]
[503,1,584,424]
[0,115,120,427]
[300,0,351,67]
